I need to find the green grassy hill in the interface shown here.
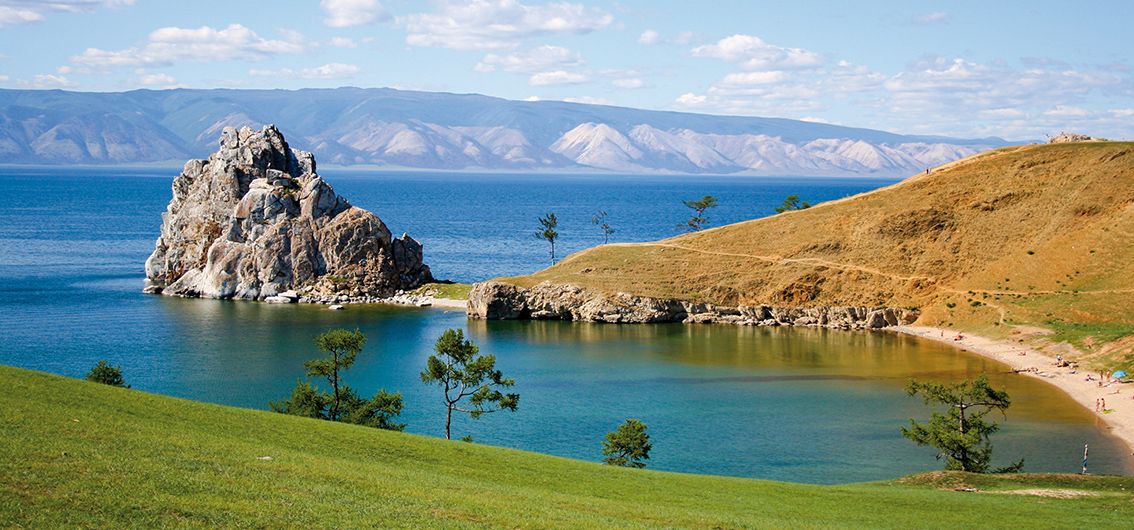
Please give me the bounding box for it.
[2,365,1132,528]
[501,142,1134,370]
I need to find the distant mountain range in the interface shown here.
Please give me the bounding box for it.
[0,87,1010,176]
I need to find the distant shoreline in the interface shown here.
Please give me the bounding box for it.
[892,325,1134,456]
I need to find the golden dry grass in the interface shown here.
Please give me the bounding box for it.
[501,142,1134,365]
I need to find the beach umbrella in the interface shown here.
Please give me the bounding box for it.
[1112,370,1128,379]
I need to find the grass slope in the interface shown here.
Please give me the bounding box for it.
[2,365,1133,528]
[502,142,1134,369]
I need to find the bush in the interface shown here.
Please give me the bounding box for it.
[85,360,128,388]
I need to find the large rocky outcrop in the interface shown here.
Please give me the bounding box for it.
[468,281,917,329]
[144,125,431,301]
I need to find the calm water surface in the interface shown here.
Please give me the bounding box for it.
[0,166,1129,484]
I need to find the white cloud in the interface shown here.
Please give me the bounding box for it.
[638,30,659,45]
[561,96,612,105]
[1110,108,1134,117]
[523,95,540,101]
[0,74,9,82]
[612,77,645,89]
[401,0,614,50]
[720,71,787,86]
[327,37,358,48]
[914,11,949,25]
[1044,105,1090,117]
[674,92,707,107]
[475,45,582,73]
[673,31,694,45]
[21,74,76,88]
[71,24,306,69]
[0,0,133,27]
[529,70,589,86]
[692,34,822,70]
[799,116,831,124]
[248,62,360,79]
[321,0,388,28]
[137,72,179,88]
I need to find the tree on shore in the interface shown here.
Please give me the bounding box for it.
[602,419,651,468]
[901,375,1023,473]
[271,329,405,431]
[86,360,128,388]
[421,328,519,440]
[681,195,718,231]
[535,212,559,263]
[592,209,615,244]
[774,195,811,213]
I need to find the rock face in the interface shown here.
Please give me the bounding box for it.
[468,281,917,329]
[144,125,431,301]
[1048,132,1107,144]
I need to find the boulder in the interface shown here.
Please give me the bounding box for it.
[144,125,431,301]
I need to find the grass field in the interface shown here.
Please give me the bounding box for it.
[3,365,1133,528]
[498,142,1134,369]
[412,281,473,300]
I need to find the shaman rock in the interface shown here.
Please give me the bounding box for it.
[144,125,431,301]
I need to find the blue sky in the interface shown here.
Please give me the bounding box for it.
[0,0,1131,140]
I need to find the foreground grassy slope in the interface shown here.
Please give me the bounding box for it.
[3,365,1134,528]
[503,142,1134,368]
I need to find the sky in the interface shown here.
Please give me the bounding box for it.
[0,0,1131,140]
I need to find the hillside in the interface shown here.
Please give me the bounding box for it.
[493,142,1134,367]
[2,365,1133,528]
[0,87,1007,175]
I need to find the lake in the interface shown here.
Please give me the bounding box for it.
[0,166,1129,484]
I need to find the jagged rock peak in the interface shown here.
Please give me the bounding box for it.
[144,125,431,302]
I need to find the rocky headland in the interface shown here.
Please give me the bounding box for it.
[144,125,431,303]
[467,281,917,329]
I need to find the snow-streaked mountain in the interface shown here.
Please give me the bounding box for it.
[0,87,1009,175]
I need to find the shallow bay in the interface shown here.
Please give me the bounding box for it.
[0,167,1129,483]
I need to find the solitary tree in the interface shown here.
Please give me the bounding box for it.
[602,418,652,468]
[901,375,1023,473]
[421,328,519,440]
[681,195,718,231]
[271,329,405,431]
[305,329,366,421]
[86,360,128,388]
[535,212,559,263]
[591,209,616,244]
[774,194,811,213]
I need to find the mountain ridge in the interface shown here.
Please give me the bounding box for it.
[0,87,1011,176]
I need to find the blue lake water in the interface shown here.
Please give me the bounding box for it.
[0,166,1129,484]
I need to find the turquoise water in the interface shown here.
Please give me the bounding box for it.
[0,167,1129,484]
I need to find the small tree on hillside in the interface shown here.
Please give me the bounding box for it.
[535,212,559,263]
[901,375,1023,473]
[681,195,718,231]
[591,209,616,244]
[421,328,519,440]
[86,360,128,388]
[602,418,652,468]
[271,329,405,431]
[774,194,811,213]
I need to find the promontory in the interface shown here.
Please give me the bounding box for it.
[144,125,431,302]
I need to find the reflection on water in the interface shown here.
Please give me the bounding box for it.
[1,168,1130,484]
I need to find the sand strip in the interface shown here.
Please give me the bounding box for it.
[429,297,468,309]
[892,325,1134,455]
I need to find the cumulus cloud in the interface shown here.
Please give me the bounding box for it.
[692,34,822,70]
[71,24,305,69]
[0,0,133,26]
[720,71,787,86]
[475,45,583,73]
[248,62,360,79]
[529,70,589,86]
[321,0,388,28]
[327,36,358,48]
[401,0,614,50]
[638,29,659,45]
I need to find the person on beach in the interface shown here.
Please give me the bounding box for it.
[1096,398,1101,412]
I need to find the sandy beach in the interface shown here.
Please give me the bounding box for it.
[893,325,1134,455]
[429,297,469,310]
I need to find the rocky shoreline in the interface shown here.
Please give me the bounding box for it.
[467,281,917,329]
